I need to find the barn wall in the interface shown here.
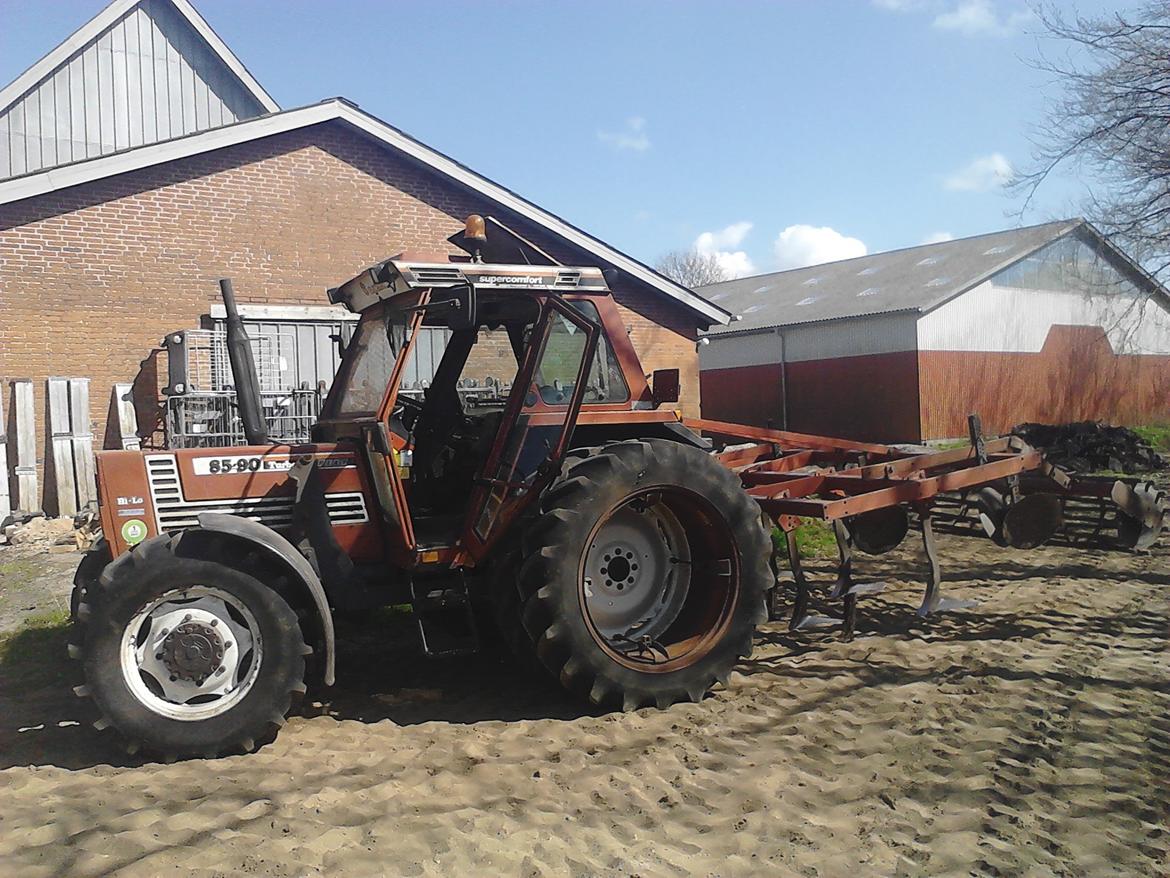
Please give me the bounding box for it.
[784,351,920,443]
[918,280,1170,437]
[698,313,921,442]
[0,120,704,499]
[0,0,266,179]
[699,363,786,428]
[919,325,1170,438]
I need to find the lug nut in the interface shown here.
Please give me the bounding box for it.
[210,619,218,627]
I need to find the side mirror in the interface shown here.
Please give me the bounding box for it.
[650,368,680,405]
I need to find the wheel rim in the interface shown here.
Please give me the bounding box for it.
[581,488,740,672]
[584,501,692,642]
[119,586,263,721]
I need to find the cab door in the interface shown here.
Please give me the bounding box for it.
[461,296,599,561]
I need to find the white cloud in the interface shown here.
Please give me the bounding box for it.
[933,1,1030,36]
[921,231,955,244]
[943,152,1014,191]
[773,225,867,270]
[872,0,930,11]
[696,221,752,252]
[597,116,650,152]
[695,221,754,278]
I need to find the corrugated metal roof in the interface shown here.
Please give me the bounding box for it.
[700,220,1085,334]
[0,0,277,181]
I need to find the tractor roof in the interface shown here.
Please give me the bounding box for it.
[329,257,610,313]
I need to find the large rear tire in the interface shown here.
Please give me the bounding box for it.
[73,535,307,758]
[518,439,770,711]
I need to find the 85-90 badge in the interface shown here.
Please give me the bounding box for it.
[192,454,355,476]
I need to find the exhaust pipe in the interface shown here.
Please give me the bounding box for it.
[219,278,270,446]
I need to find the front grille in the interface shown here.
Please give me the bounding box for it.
[144,455,369,532]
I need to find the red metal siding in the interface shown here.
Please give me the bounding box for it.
[919,325,1170,438]
[699,364,786,429]
[785,351,920,443]
[699,352,921,443]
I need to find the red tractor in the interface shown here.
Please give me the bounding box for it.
[71,218,772,758]
[71,216,1166,759]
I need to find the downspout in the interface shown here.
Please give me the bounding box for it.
[776,326,789,430]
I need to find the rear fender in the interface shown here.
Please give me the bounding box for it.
[187,512,336,686]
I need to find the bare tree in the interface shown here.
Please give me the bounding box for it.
[655,248,729,288]
[1017,3,1170,281]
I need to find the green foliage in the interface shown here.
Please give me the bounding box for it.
[1132,424,1170,452]
[771,520,837,561]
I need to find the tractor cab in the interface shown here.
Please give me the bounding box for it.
[310,228,667,568]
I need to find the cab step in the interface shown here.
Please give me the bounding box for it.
[410,579,480,658]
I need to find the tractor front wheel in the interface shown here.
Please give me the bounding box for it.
[74,535,307,759]
[518,440,770,711]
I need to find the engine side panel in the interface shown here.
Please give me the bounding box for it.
[97,444,384,560]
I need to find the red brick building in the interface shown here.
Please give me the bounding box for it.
[0,0,727,510]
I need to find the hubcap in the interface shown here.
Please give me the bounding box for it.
[580,487,741,671]
[119,587,262,722]
[161,621,226,684]
[583,496,692,646]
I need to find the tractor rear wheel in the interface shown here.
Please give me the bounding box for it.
[518,439,770,710]
[73,535,307,759]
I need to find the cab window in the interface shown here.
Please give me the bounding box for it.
[536,301,628,405]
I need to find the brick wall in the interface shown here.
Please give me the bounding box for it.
[0,121,704,503]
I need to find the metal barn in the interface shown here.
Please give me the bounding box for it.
[698,220,1170,443]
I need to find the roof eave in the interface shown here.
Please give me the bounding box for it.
[0,98,727,326]
[703,307,923,338]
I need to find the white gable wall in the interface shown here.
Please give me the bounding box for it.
[918,280,1170,355]
[0,0,267,179]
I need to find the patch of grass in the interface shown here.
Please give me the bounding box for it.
[0,609,73,695]
[0,555,48,590]
[772,520,837,560]
[932,439,971,451]
[1132,424,1170,452]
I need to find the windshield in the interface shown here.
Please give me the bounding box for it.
[324,305,412,417]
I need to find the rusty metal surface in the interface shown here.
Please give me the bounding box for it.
[692,417,1167,636]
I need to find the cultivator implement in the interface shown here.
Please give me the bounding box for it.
[686,417,1167,638]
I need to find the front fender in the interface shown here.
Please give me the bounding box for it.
[191,512,336,686]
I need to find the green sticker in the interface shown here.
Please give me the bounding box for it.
[121,519,148,545]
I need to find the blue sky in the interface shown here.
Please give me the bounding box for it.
[0,0,1139,277]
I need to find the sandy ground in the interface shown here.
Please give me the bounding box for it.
[0,531,1167,877]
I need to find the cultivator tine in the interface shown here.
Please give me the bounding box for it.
[828,520,859,640]
[785,529,836,632]
[828,519,853,601]
[916,510,978,617]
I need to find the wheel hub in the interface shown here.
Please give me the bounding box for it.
[120,589,260,721]
[161,621,225,683]
[583,500,692,643]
